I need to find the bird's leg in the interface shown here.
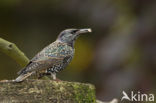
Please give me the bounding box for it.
[38,73,45,79]
[37,72,51,79]
[50,72,61,82]
[51,72,56,80]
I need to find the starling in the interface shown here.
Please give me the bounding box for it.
[15,28,92,82]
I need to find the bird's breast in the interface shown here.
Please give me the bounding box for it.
[46,42,74,57]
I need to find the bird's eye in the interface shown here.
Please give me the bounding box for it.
[71,30,78,34]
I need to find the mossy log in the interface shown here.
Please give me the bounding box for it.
[0,80,96,103]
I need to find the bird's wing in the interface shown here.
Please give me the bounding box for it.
[17,42,72,75]
[17,56,64,75]
[16,55,66,82]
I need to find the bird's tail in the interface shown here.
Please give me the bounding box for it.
[15,72,33,82]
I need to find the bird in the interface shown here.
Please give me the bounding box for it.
[15,28,92,82]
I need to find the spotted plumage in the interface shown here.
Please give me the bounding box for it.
[15,28,91,82]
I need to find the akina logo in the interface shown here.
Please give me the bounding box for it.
[121,91,154,102]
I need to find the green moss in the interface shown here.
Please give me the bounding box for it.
[0,80,96,103]
[72,82,96,103]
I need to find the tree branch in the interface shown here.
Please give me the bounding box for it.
[0,38,29,67]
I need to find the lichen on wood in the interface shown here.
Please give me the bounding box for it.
[0,80,96,103]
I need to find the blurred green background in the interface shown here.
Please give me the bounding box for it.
[0,0,156,102]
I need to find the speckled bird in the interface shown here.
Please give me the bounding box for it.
[15,28,92,82]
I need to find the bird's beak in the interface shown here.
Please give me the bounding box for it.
[77,28,92,34]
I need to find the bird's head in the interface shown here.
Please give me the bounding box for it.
[57,28,91,46]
